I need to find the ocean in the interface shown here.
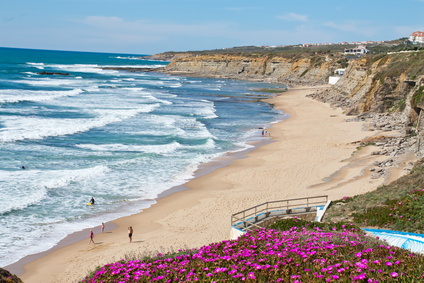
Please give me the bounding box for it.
[0,47,287,267]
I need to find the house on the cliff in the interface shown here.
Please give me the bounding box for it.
[344,45,368,56]
[409,31,424,44]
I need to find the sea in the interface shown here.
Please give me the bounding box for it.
[0,47,287,267]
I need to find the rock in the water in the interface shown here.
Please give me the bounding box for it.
[38,71,70,76]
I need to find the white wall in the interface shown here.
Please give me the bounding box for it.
[328,76,340,85]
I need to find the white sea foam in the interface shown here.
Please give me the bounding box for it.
[181,138,216,150]
[45,63,165,75]
[114,56,143,60]
[41,165,110,189]
[26,62,45,69]
[0,104,159,143]
[168,82,182,88]
[76,141,182,154]
[22,71,38,75]
[194,105,218,119]
[120,89,173,105]
[0,88,83,103]
[48,64,119,75]
[0,171,48,214]
[17,78,86,87]
[106,64,166,69]
[177,99,218,119]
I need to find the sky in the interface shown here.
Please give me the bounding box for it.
[1,0,423,55]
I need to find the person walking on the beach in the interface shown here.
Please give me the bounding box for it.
[101,222,105,233]
[128,226,133,243]
[89,230,95,244]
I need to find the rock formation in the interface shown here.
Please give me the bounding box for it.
[163,53,340,85]
[38,71,70,76]
[0,267,23,283]
[160,50,424,158]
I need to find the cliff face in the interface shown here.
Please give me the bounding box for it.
[162,51,424,156]
[164,54,338,85]
[164,52,423,124]
[314,53,424,114]
[307,51,424,156]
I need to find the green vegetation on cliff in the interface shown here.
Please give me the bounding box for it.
[155,37,418,60]
[373,52,424,84]
[412,86,424,108]
[324,159,424,233]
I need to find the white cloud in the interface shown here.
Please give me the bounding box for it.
[277,13,308,22]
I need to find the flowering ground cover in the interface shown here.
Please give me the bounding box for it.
[80,222,424,282]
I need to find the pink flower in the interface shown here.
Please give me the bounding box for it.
[247,272,256,279]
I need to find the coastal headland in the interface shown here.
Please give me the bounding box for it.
[10,84,417,283]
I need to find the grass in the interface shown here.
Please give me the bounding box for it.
[372,52,424,86]
[324,158,424,233]
[412,86,424,108]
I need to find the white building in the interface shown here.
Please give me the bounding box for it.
[409,31,424,44]
[344,45,368,56]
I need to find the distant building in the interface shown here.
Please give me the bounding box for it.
[344,45,369,56]
[409,31,424,44]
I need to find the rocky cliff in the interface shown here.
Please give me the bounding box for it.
[310,51,424,155]
[161,50,424,157]
[164,53,342,86]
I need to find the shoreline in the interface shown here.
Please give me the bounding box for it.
[5,135,274,276]
[10,85,418,282]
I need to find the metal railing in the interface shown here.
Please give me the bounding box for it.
[231,195,328,232]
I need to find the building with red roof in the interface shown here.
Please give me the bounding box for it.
[409,31,424,44]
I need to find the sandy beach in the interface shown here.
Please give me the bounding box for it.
[10,85,417,283]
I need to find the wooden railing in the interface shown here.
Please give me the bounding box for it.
[231,195,328,232]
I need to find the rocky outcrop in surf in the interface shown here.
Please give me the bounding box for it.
[38,71,70,76]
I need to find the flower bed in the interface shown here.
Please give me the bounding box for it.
[81,226,424,282]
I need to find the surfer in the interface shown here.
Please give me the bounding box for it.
[90,197,95,205]
[21,165,25,169]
